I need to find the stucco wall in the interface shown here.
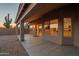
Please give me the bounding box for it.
[42,34,62,45]
[73,12,79,47]
[29,4,79,46]
[36,4,79,46]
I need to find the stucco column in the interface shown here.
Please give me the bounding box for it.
[73,13,79,47]
[58,17,64,45]
[16,25,18,35]
[16,24,18,35]
[34,24,38,37]
[16,24,19,40]
[20,21,24,41]
[42,22,45,35]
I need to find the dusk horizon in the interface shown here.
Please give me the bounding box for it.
[0,3,19,28]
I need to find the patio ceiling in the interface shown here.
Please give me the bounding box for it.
[24,3,68,22]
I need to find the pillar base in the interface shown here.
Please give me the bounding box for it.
[33,35,39,37]
[21,39,24,41]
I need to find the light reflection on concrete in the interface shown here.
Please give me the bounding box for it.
[19,34,79,56]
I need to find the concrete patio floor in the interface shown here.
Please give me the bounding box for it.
[0,35,29,56]
[20,34,79,56]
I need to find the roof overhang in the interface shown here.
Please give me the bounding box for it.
[16,3,68,24]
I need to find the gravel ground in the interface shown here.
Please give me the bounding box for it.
[0,35,29,56]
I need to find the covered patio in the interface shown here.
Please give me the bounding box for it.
[15,3,79,56]
[20,34,79,56]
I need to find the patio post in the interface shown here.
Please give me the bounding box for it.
[42,23,44,35]
[20,21,24,41]
[16,24,19,40]
[34,24,38,37]
[16,24,19,35]
[73,14,79,47]
[58,17,64,45]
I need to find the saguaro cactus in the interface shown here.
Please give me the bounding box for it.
[4,13,12,28]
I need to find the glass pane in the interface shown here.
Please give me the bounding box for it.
[37,24,43,36]
[64,18,72,37]
[44,20,50,34]
[50,19,58,36]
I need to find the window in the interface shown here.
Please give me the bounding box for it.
[64,18,72,37]
[29,25,33,29]
[18,24,20,28]
[44,20,50,34]
[39,24,42,29]
[50,19,58,36]
[37,24,43,36]
[29,25,35,29]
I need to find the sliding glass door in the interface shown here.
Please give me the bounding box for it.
[63,18,73,45]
